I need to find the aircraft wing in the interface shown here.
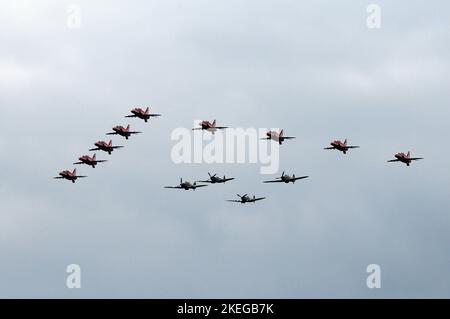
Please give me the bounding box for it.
[223,178,235,182]
[73,162,83,165]
[128,131,142,134]
[410,157,424,161]
[387,159,400,162]
[324,147,335,150]
[149,114,162,117]
[89,147,100,151]
[192,128,203,131]
[112,146,124,149]
[125,115,137,118]
[53,176,64,179]
[292,176,309,181]
[194,184,208,188]
[347,146,360,149]
[197,180,213,183]
[226,200,242,203]
[263,179,283,183]
[75,176,87,178]
[282,136,296,139]
[250,197,266,202]
[215,126,228,129]
[164,186,182,189]
[106,132,117,135]
[95,160,108,163]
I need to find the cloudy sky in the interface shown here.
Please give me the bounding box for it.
[0,0,449,298]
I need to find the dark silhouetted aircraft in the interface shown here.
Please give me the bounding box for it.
[106,124,141,139]
[192,120,228,134]
[125,107,161,122]
[324,139,360,154]
[227,194,266,204]
[53,169,87,183]
[388,151,423,166]
[164,178,208,191]
[197,173,235,184]
[73,154,107,168]
[89,140,123,155]
[262,130,295,145]
[264,171,309,184]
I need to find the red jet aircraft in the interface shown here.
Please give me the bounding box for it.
[324,139,360,154]
[89,140,124,155]
[53,169,87,183]
[388,151,424,166]
[125,107,161,122]
[106,124,141,140]
[262,130,295,145]
[192,120,228,134]
[73,153,107,168]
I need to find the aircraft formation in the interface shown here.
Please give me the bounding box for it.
[55,113,424,204]
[54,107,160,183]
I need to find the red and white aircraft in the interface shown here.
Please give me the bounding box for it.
[324,139,360,154]
[74,154,107,168]
[388,151,424,166]
[262,129,295,145]
[125,107,161,122]
[106,124,141,140]
[53,169,87,183]
[192,120,228,134]
[89,140,124,155]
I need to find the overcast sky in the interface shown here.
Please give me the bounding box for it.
[0,0,449,298]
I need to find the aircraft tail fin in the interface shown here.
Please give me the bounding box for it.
[212,119,216,127]
[108,140,112,146]
[407,151,410,158]
[145,107,149,113]
[344,139,347,146]
[73,168,76,175]
[280,129,284,137]
[126,124,130,131]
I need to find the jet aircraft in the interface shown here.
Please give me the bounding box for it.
[73,154,107,168]
[125,107,161,122]
[53,169,87,183]
[262,130,295,145]
[388,151,423,166]
[89,140,124,155]
[324,139,360,154]
[106,124,141,140]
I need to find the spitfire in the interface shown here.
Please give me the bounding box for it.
[197,173,235,184]
[324,139,360,154]
[125,107,161,122]
[263,129,295,145]
[74,154,107,168]
[263,171,309,184]
[53,169,87,183]
[388,151,424,166]
[227,194,266,204]
[164,178,208,191]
